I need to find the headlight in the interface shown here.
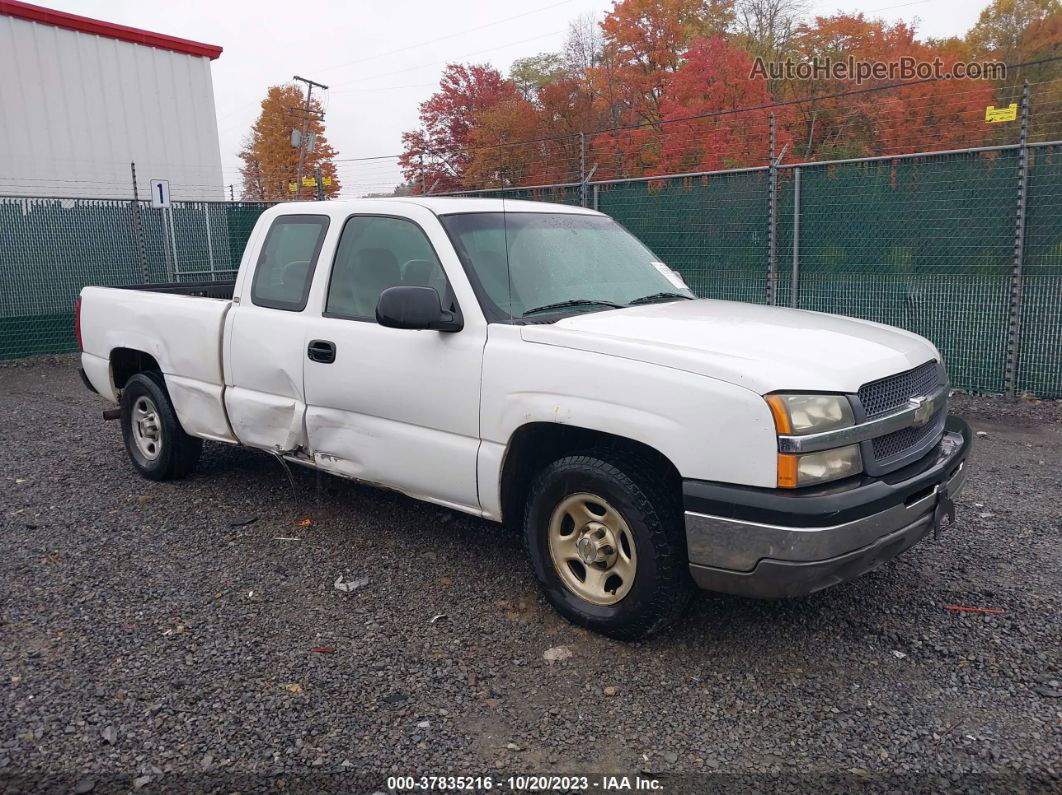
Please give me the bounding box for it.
[777,445,862,488]
[766,393,861,487]
[765,393,854,434]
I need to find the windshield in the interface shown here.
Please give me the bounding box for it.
[440,212,693,321]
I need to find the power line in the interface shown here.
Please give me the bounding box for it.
[213,1,571,128]
[329,30,564,90]
[312,0,572,75]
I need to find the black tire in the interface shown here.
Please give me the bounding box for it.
[524,450,695,641]
[120,372,202,481]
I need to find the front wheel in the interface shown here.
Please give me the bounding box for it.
[120,372,202,481]
[524,452,694,641]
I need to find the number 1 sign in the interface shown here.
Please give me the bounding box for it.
[150,179,172,208]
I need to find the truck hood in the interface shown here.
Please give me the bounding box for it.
[520,299,939,394]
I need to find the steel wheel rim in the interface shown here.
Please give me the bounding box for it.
[547,492,637,606]
[131,396,163,461]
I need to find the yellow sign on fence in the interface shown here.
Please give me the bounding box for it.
[985,103,1018,123]
[288,176,331,191]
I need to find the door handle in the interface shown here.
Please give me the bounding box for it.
[307,339,336,364]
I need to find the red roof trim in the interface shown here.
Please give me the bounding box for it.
[0,0,223,59]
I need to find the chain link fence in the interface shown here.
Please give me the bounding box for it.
[0,198,273,359]
[2,142,1059,396]
[450,141,1061,397]
[2,95,1061,397]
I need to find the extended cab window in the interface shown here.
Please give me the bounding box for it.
[250,215,329,311]
[326,215,450,320]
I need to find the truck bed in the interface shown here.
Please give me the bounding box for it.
[79,284,236,442]
[111,280,236,299]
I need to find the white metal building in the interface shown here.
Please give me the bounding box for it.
[0,1,225,201]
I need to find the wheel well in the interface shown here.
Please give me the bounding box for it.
[110,348,161,390]
[498,423,681,527]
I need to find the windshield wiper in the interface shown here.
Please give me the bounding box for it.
[522,298,625,317]
[627,291,695,306]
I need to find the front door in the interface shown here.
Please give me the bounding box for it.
[301,213,484,513]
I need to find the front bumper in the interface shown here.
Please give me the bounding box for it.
[684,415,972,599]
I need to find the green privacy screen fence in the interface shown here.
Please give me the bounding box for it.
[2,143,1061,397]
[0,199,273,359]
[451,142,1062,398]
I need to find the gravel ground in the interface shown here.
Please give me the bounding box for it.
[1,358,1060,794]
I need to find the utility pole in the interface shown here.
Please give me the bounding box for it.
[315,164,325,201]
[228,184,235,202]
[293,74,328,200]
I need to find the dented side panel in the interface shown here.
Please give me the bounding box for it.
[307,407,480,511]
[165,375,236,442]
[224,305,310,452]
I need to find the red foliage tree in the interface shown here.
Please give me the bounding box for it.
[399,64,523,193]
[658,35,790,173]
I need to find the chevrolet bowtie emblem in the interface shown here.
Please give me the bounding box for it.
[908,395,933,427]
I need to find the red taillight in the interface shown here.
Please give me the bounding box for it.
[74,296,83,351]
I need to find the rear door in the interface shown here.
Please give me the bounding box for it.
[300,210,485,513]
[224,213,330,451]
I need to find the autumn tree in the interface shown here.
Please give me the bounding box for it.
[565,13,604,78]
[510,53,566,100]
[658,35,791,172]
[733,0,809,63]
[787,14,996,159]
[595,0,736,128]
[967,0,1062,140]
[391,0,1058,187]
[399,63,523,193]
[238,83,340,201]
[463,95,543,186]
[967,0,1061,63]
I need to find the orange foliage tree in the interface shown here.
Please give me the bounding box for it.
[238,84,340,201]
[788,14,996,160]
[588,0,735,176]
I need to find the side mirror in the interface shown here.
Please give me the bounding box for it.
[375,286,462,332]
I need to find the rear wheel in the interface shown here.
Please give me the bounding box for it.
[120,372,201,481]
[524,451,694,641]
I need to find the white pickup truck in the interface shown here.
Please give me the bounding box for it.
[78,198,971,639]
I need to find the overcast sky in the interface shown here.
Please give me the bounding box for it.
[46,0,991,196]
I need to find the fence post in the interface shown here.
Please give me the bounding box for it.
[160,206,173,282]
[767,112,778,305]
[1005,80,1030,398]
[791,167,800,308]
[203,203,215,278]
[579,133,587,208]
[593,183,599,211]
[129,162,149,284]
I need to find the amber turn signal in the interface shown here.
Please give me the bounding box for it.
[765,394,793,434]
[777,453,799,488]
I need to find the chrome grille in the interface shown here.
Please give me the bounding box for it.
[871,408,947,462]
[858,360,941,417]
[858,360,947,473]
